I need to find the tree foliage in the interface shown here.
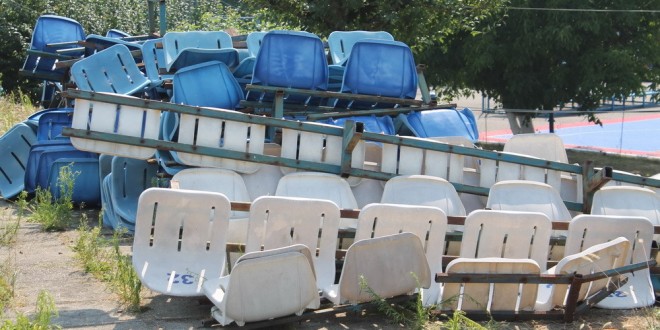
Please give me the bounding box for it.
[242,0,660,133]
[434,0,660,131]
[0,0,253,96]
[2,0,658,134]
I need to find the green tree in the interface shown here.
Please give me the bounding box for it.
[241,0,504,45]
[0,0,47,97]
[242,0,660,134]
[435,0,660,133]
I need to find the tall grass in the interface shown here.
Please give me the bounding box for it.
[20,164,78,231]
[0,290,61,329]
[0,92,36,135]
[73,222,142,312]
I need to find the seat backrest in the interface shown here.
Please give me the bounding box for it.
[48,157,100,205]
[591,186,660,226]
[26,143,96,194]
[275,172,358,209]
[248,30,328,103]
[82,34,143,56]
[461,210,552,271]
[320,115,396,135]
[175,114,265,175]
[564,215,655,310]
[337,232,431,304]
[24,141,75,193]
[171,167,251,219]
[340,39,417,105]
[566,215,653,264]
[486,180,572,221]
[172,61,244,109]
[109,156,159,223]
[141,38,172,83]
[279,126,366,185]
[246,31,267,57]
[502,133,567,190]
[23,15,85,75]
[162,31,233,67]
[106,29,130,38]
[424,136,478,183]
[36,109,73,141]
[480,152,562,191]
[549,237,629,309]
[401,108,479,142]
[221,244,319,325]
[381,141,425,175]
[355,203,447,305]
[503,133,568,163]
[381,175,466,216]
[71,98,161,159]
[650,173,660,194]
[0,124,37,198]
[441,258,540,312]
[70,44,150,95]
[327,30,394,65]
[245,196,339,291]
[132,188,231,296]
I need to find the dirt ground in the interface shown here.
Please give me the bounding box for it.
[0,199,658,330]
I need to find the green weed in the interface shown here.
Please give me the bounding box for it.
[72,221,111,274]
[0,259,16,312]
[441,310,487,330]
[0,92,35,136]
[358,274,433,329]
[0,290,61,330]
[26,164,78,231]
[0,218,19,247]
[72,223,142,312]
[109,230,142,312]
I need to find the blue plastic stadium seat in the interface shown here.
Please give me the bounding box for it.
[70,44,151,95]
[102,157,159,232]
[83,34,142,57]
[48,158,101,205]
[172,61,244,108]
[335,39,417,109]
[247,30,329,106]
[158,61,245,175]
[162,31,239,72]
[327,30,394,90]
[105,29,131,38]
[0,124,38,199]
[398,108,479,142]
[21,15,86,81]
[321,115,396,135]
[232,31,267,89]
[20,15,86,103]
[25,143,97,194]
[141,38,173,99]
[35,108,73,141]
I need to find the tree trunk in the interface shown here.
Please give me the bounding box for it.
[505,112,535,135]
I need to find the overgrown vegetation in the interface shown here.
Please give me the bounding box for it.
[358,274,495,329]
[19,164,78,231]
[73,220,142,312]
[0,92,35,135]
[0,290,61,330]
[0,260,16,313]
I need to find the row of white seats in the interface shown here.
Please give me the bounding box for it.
[170,163,660,244]
[131,187,652,326]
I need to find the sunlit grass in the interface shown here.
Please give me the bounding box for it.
[0,92,36,135]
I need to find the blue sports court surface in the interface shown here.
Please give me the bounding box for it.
[484,114,660,157]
